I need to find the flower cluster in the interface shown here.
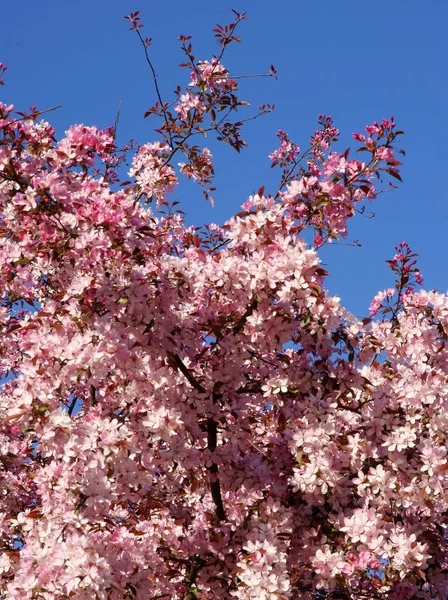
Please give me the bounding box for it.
[189,59,229,91]
[128,141,177,204]
[369,287,395,316]
[174,92,206,120]
[269,130,300,166]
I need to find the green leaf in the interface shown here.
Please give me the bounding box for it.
[300,314,311,328]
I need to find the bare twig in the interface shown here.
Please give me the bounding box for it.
[7,105,62,128]
[134,30,173,147]
[114,97,122,135]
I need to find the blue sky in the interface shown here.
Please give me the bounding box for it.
[1,0,446,317]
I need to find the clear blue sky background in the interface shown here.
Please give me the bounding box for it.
[1,0,446,318]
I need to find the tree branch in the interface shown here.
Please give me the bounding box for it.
[207,416,226,521]
[68,396,78,417]
[90,384,97,406]
[166,351,226,521]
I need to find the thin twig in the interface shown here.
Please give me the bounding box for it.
[135,30,173,147]
[7,105,62,128]
[114,97,122,134]
[247,348,278,367]
[232,73,275,79]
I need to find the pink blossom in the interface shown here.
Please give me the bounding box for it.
[189,59,228,90]
[174,92,206,119]
[369,287,395,316]
[129,141,177,203]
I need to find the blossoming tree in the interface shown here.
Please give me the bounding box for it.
[0,10,447,600]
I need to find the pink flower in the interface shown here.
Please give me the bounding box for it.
[369,287,395,316]
[375,145,401,166]
[174,92,206,119]
[189,59,228,90]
